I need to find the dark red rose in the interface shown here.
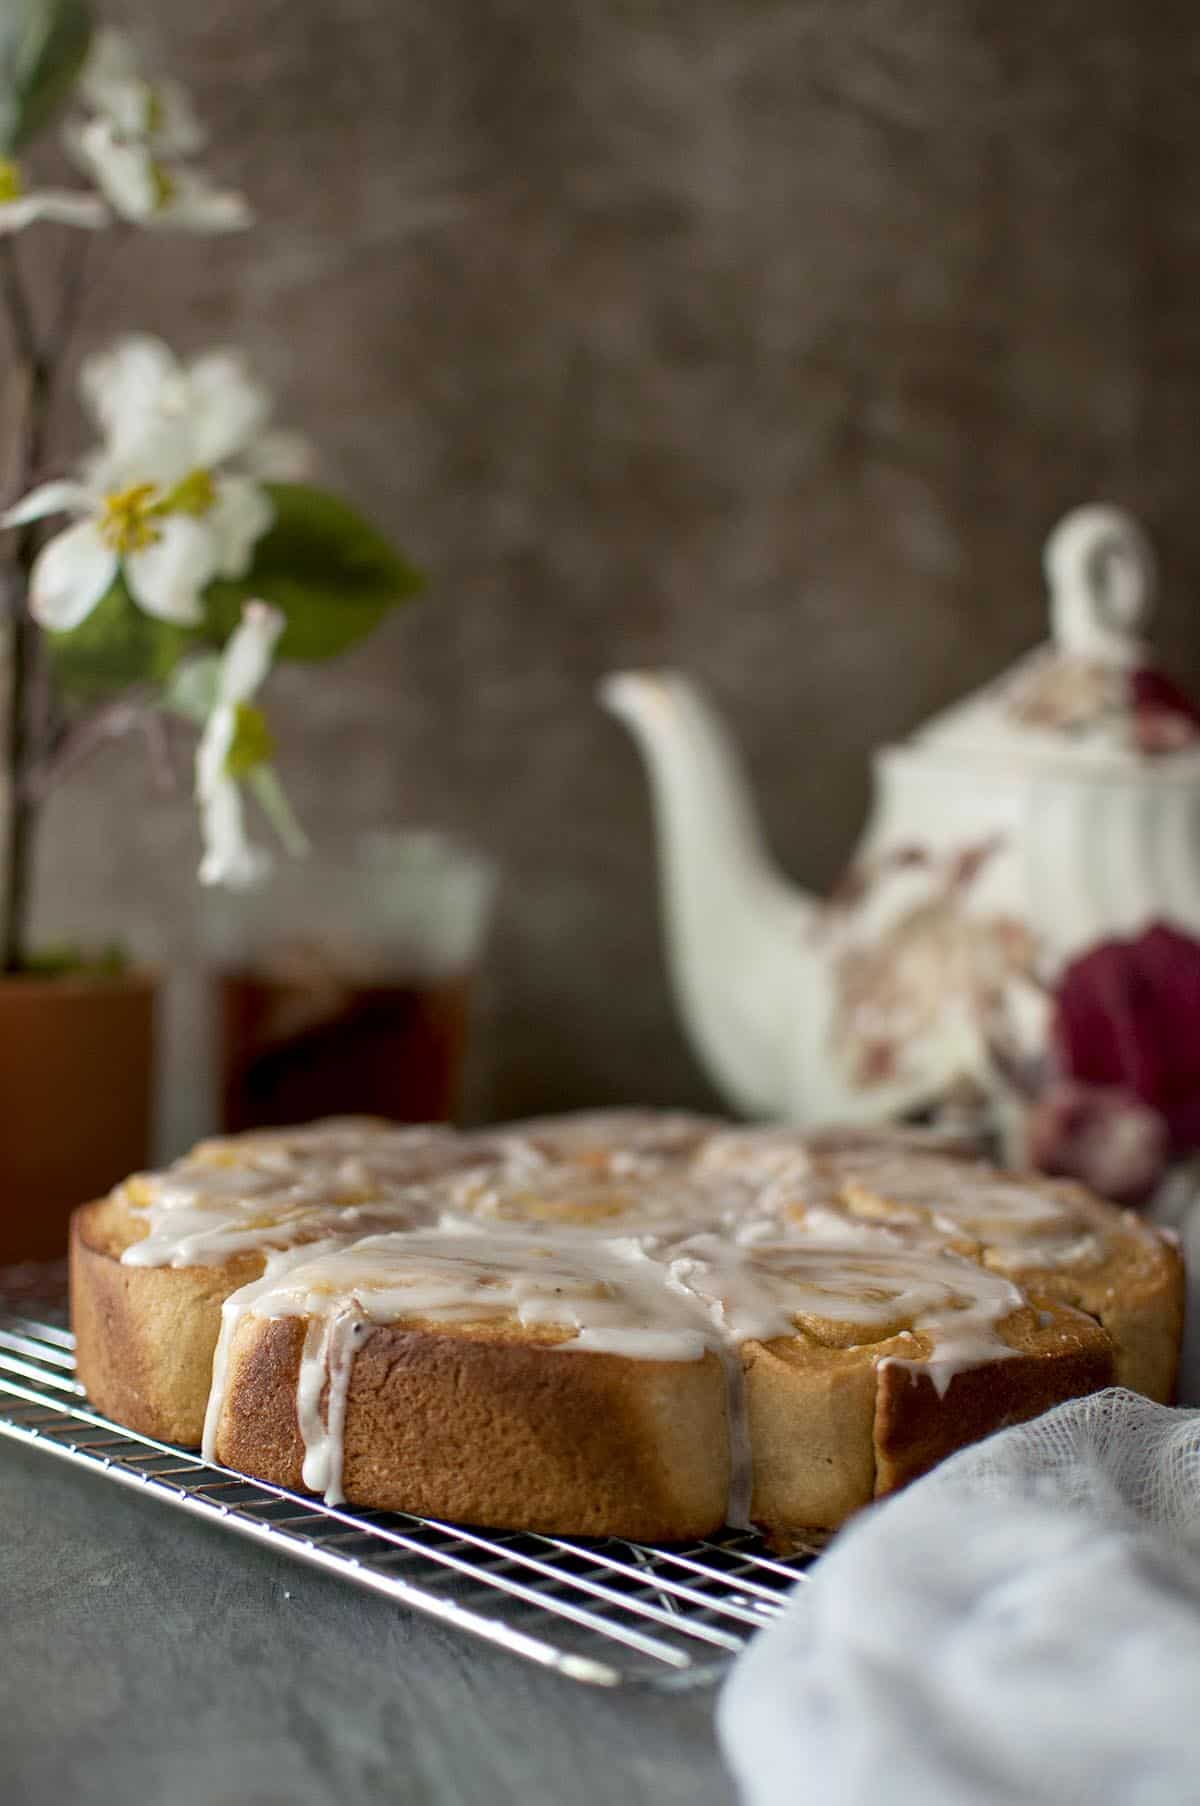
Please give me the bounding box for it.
[1024,1079,1168,1205]
[1131,667,1200,756]
[1054,921,1200,1156]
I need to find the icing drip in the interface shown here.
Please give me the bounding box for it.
[201,1240,340,1463]
[720,1348,754,1531]
[298,1309,365,1502]
[297,1315,332,1489]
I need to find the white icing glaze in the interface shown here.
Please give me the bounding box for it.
[984,1230,1104,1273]
[441,1163,734,1244]
[298,1309,366,1501]
[827,1148,1110,1269]
[234,1230,716,1359]
[505,1108,719,1166]
[121,1127,485,1267]
[125,1114,733,1271]
[751,1202,917,1249]
[692,1127,815,1189]
[205,1220,1030,1516]
[665,1233,1024,1376]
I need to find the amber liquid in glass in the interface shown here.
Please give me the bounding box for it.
[217,968,471,1132]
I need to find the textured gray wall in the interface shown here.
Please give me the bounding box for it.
[16,0,1200,1142]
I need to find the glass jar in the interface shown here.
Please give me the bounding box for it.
[203,830,496,1132]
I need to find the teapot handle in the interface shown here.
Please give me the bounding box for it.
[1044,504,1156,665]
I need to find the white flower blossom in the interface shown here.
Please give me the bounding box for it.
[63,29,251,234]
[78,29,205,157]
[2,469,221,630]
[204,474,276,581]
[0,156,108,235]
[67,117,251,233]
[1,334,287,630]
[194,601,285,889]
[81,335,311,499]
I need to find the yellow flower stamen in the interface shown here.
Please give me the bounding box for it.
[225,702,276,779]
[160,468,217,517]
[143,85,166,135]
[98,482,164,555]
[150,162,176,211]
[0,159,22,204]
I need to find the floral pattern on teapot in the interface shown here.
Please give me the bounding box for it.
[827,837,1037,1097]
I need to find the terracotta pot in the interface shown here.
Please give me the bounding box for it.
[0,970,157,1264]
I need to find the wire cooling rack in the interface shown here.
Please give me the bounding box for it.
[0,1269,814,1688]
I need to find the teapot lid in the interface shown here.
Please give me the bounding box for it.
[911,505,1200,773]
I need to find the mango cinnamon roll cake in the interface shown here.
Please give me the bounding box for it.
[69,1111,1183,1542]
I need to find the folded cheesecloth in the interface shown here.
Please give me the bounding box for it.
[719,1219,1200,1806]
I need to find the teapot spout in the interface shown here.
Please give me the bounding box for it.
[601,671,821,1119]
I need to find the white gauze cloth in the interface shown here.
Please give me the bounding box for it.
[719,1389,1200,1806]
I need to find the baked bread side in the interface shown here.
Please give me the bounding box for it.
[71,1199,265,1445]
[212,1314,731,1542]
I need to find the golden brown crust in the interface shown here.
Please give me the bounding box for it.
[836,1159,1186,1404]
[71,1200,264,1444]
[738,1300,1116,1530]
[74,1189,153,1261]
[214,1315,730,1542]
[873,1307,1116,1496]
[743,1337,888,1530]
[987,1224,1185,1403]
[68,1116,1186,1544]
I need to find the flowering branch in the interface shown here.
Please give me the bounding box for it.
[0,6,421,971]
[0,236,41,370]
[1,234,57,969]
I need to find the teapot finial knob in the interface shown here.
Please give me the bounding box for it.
[1044,504,1156,666]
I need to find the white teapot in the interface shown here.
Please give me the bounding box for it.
[602,505,1200,1134]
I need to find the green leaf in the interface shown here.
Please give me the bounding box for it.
[19,939,127,977]
[201,483,424,662]
[0,0,92,154]
[46,571,199,701]
[249,764,310,856]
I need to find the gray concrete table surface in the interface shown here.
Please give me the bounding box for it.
[0,1440,738,1806]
